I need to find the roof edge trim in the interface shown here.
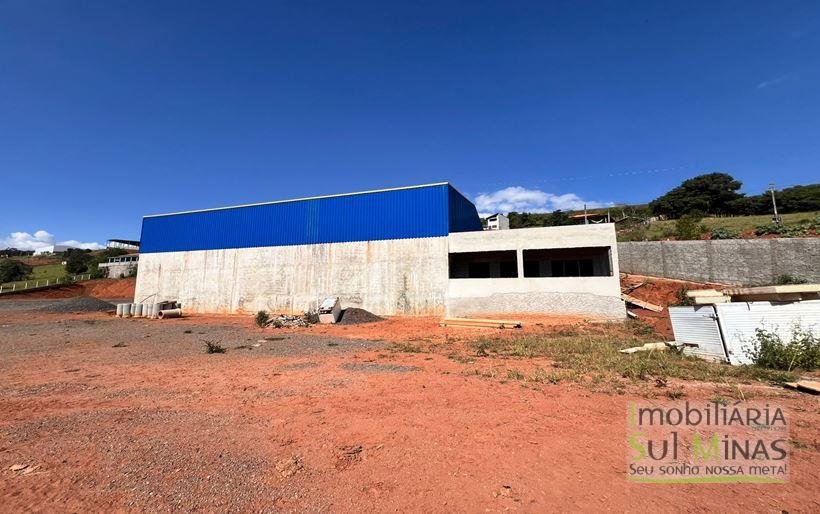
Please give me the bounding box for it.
[144,181,451,218]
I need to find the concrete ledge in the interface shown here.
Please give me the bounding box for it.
[447,292,626,319]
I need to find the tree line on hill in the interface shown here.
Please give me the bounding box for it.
[0,247,129,284]
[506,173,820,229]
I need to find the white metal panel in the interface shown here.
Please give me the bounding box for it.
[669,306,727,362]
[716,300,820,365]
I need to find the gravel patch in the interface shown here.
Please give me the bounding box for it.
[36,296,116,313]
[340,362,420,373]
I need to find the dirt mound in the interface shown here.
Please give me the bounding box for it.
[620,274,728,338]
[36,296,116,313]
[86,278,135,299]
[337,308,384,325]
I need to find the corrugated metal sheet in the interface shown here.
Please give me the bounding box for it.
[669,306,728,362]
[715,300,820,365]
[140,183,482,253]
[447,185,483,233]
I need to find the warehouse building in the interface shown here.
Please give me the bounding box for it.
[134,183,624,318]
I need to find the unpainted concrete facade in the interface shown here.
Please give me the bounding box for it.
[447,225,624,318]
[135,237,449,315]
[134,224,624,318]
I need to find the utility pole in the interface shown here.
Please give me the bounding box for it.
[583,204,588,225]
[769,183,781,225]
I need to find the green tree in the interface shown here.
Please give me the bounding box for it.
[745,184,820,214]
[0,259,33,283]
[544,209,574,226]
[649,173,744,217]
[64,249,92,274]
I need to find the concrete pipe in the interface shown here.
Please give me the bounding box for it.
[129,303,137,316]
[123,303,132,318]
[134,304,144,317]
[116,304,124,317]
[150,303,162,319]
[158,308,182,319]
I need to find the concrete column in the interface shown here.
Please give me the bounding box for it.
[516,248,524,278]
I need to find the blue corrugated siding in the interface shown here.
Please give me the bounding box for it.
[447,185,483,233]
[140,183,481,253]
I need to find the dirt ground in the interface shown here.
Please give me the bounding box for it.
[620,273,728,338]
[1,298,818,512]
[2,277,136,301]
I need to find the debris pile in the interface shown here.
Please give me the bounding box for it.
[269,314,313,328]
[337,308,384,325]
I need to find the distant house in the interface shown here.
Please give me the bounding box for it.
[107,239,140,252]
[33,244,78,256]
[484,213,510,231]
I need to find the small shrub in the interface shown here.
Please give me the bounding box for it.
[626,318,656,337]
[675,286,695,306]
[254,310,270,328]
[204,340,226,354]
[755,223,782,236]
[90,266,108,279]
[774,274,808,285]
[304,311,319,324]
[675,214,707,240]
[392,342,423,353]
[709,227,739,240]
[744,326,820,371]
[112,342,128,348]
[665,386,686,399]
[506,368,525,380]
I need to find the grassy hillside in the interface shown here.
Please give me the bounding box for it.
[0,263,67,289]
[636,211,818,241]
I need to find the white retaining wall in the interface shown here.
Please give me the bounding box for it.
[135,237,450,315]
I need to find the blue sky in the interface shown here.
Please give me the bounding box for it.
[2,0,818,249]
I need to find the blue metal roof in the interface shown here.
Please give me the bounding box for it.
[140,183,482,253]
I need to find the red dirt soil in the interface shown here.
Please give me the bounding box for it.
[2,278,135,300]
[620,273,727,338]
[0,313,817,512]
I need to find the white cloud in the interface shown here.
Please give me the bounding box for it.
[57,240,105,250]
[756,74,790,89]
[474,186,612,217]
[0,229,103,251]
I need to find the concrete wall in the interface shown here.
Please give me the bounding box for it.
[134,224,625,318]
[134,237,449,315]
[99,261,136,278]
[447,224,624,318]
[618,238,820,285]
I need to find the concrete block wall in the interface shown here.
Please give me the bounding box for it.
[134,237,449,315]
[618,238,820,285]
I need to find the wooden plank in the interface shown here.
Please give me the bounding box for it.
[439,317,522,329]
[620,293,663,312]
[441,317,523,325]
[686,289,725,298]
[784,381,820,395]
[694,296,731,304]
[722,284,820,297]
